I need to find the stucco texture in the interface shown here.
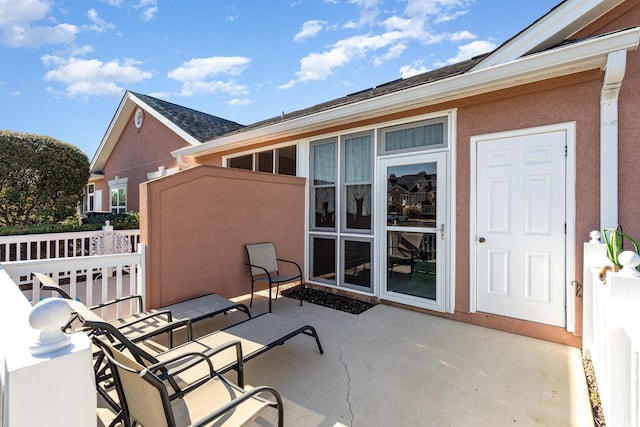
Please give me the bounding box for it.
[140,165,306,308]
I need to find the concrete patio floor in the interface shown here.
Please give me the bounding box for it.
[99,289,594,426]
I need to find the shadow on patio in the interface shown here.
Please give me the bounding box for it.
[100,290,593,427]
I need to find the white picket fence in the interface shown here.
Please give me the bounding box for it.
[583,242,640,427]
[0,229,140,286]
[0,229,140,262]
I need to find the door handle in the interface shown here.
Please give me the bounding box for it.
[440,223,445,240]
[478,237,486,243]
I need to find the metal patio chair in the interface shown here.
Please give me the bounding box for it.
[245,242,303,312]
[95,336,284,427]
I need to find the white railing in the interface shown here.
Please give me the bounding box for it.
[583,240,640,427]
[0,228,140,286]
[1,244,146,319]
[0,229,140,262]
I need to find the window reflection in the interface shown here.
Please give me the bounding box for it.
[312,237,336,284]
[387,163,437,228]
[343,240,371,289]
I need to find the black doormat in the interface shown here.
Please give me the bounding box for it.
[282,287,376,315]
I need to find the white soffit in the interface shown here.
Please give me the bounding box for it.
[173,27,640,160]
[473,0,626,71]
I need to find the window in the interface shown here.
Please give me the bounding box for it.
[84,184,95,212]
[343,133,372,231]
[380,117,447,155]
[227,145,297,176]
[311,139,336,229]
[309,132,373,292]
[108,177,128,214]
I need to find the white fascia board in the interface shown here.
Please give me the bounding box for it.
[173,27,640,159]
[474,0,625,71]
[89,93,131,172]
[127,93,202,148]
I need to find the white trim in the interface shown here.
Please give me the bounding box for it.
[473,0,626,71]
[378,151,449,313]
[447,109,457,314]
[469,122,577,331]
[566,123,577,334]
[172,28,640,160]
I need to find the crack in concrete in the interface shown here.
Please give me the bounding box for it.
[338,333,355,426]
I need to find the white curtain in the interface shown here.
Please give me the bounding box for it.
[313,142,335,185]
[385,123,443,152]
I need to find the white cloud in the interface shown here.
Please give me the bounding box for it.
[42,55,152,97]
[135,0,158,21]
[399,61,429,78]
[87,9,116,33]
[283,0,478,88]
[374,43,406,66]
[438,39,496,65]
[294,20,325,42]
[0,0,49,27]
[168,56,251,97]
[449,30,475,42]
[1,22,77,47]
[229,98,252,106]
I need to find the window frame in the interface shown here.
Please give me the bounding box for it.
[108,177,128,214]
[378,117,448,156]
[225,144,298,176]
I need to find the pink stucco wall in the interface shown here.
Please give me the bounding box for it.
[94,110,189,212]
[139,165,306,308]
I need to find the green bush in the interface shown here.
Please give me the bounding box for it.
[0,212,139,236]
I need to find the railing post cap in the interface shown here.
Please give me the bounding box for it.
[28,298,72,356]
[618,250,640,278]
[589,230,601,244]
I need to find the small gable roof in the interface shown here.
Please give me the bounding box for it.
[90,91,244,172]
[129,92,244,142]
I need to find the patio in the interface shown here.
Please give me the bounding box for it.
[98,289,593,426]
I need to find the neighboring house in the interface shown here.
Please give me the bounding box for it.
[83,91,244,214]
[136,0,639,346]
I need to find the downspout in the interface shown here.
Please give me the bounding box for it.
[600,50,627,231]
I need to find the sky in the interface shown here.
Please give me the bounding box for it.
[0,0,561,158]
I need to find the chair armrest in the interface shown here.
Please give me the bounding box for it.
[246,263,272,278]
[193,384,284,427]
[276,258,303,277]
[89,294,144,313]
[150,340,245,392]
[119,316,193,344]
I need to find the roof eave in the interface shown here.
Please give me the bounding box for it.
[89,92,203,172]
[473,0,626,71]
[173,27,640,159]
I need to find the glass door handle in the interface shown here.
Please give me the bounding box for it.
[478,237,486,243]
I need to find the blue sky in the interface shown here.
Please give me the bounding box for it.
[1,0,560,158]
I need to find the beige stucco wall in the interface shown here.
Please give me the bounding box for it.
[94,109,189,212]
[140,165,306,308]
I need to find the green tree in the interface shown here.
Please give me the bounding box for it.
[0,130,89,226]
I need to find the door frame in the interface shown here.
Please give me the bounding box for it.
[469,122,576,332]
[376,150,453,313]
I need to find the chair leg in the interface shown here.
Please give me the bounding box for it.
[250,281,254,307]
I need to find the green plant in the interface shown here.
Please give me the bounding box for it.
[602,226,640,269]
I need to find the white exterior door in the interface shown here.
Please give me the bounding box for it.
[473,127,569,327]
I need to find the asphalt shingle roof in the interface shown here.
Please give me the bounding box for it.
[130,92,245,142]
[218,54,487,139]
